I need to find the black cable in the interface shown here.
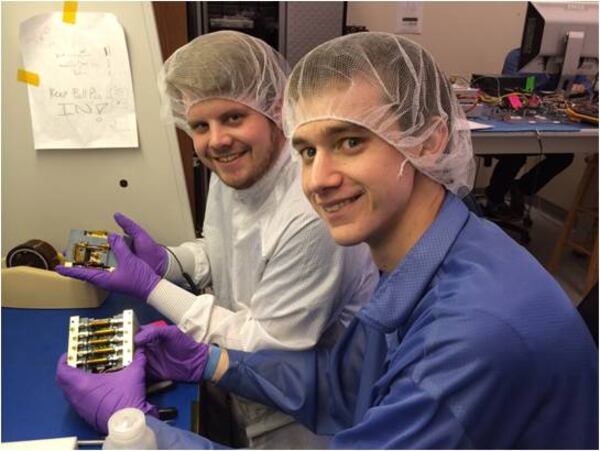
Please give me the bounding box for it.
[534,129,543,154]
[526,129,545,219]
[162,246,202,296]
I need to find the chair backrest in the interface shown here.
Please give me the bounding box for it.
[578,283,598,346]
[462,192,484,217]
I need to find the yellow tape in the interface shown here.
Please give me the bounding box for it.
[63,1,78,24]
[17,69,40,86]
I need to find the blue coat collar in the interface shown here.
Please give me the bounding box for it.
[359,192,470,333]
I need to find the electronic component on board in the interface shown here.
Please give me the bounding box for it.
[67,310,137,373]
[64,229,122,270]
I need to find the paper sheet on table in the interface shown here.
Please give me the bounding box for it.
[467,120,493,130]
[19,13,138,149]
[456,119,493,131]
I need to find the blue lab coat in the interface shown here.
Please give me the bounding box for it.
[148,193,598,449]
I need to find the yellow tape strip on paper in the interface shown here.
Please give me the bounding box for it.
[63,1,78,24]
[17,69,40,87]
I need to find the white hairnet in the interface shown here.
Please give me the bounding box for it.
[283,32,475,197]
[158,31,289,134]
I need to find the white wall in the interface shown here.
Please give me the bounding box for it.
[347,1,526,77]
[2,2,196,256]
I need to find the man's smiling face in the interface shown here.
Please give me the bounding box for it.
[187,99,281,190]
[294,119,415,248]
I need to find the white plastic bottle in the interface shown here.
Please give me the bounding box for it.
[102,407,157,450]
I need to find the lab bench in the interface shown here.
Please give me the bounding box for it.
[1,294,199,444]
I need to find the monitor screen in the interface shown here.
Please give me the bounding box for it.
[518,1,598,79]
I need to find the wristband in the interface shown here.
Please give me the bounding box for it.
[202,345,222,381]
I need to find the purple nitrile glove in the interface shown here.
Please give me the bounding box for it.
[135,325,210,383]
[56,350,159,434]
[114,213,169,276]
[55,233,161,301]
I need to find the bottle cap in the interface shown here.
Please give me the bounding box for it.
[107,408,146,442]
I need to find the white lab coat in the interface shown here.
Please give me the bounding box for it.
[147,144,378,445]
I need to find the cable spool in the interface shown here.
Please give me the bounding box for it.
[6,239,61,270]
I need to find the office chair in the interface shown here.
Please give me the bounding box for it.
[548,154,598,294]
[198,381,249,447]
[577,283,598,346]
[462,192,484,217]
[477,156,532,245]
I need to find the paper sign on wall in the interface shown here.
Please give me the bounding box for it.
[19,13,138,149]
[396,2,423,35]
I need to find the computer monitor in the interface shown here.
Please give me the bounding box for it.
[518,1,598,91]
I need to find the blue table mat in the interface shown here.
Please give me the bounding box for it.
[1,294,198,443]
[471,117,598,133]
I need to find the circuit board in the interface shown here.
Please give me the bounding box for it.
[67,310,137,373]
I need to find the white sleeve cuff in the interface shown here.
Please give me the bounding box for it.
[147,279,200,324]
[147,280,217,342]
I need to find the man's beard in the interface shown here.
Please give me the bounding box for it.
[219,123,283,190]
